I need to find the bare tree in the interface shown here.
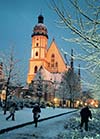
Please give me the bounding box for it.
[50,0,100,100]
[58,68,82,107]
[0,47,24,114]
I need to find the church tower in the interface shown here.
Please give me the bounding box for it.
[27,15,48,83]
[27,15,68,84]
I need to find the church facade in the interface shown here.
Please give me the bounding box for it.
[27,15,69,84]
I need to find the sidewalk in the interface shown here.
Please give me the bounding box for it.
[0,107,77,134]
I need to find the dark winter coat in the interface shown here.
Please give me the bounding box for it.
[32,104,41,120]
[80,106,92,122]
[32,104,41,114]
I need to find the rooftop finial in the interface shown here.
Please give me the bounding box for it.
[38,14,44,23]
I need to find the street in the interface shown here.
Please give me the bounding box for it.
[0,113,75,139]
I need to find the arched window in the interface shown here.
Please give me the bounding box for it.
[36,43,39,47]
[55,62,58,67]
[35,52,38,56]
[51,54,55,58]
[51,54,55,68]
[34,66,38,73]
[48,63,50,67]
[51,64,54,67]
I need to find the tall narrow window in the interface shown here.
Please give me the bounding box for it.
[48,63,50,67]
[34,66,38,73]
[51,54,55,68]
[35,52,38,56]
[55,62,58,67]
[36,43,39,47]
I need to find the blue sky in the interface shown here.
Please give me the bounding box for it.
[0,0,86,84]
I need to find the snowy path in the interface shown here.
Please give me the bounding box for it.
[0,108,77,131]
[0,112,76,139]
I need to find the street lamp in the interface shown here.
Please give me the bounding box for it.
[37,76,43,104]
[53,80,56,99]
[61,81,66,107]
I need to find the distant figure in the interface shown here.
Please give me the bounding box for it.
[32,103,41,127]
[80,106,92,131]
[6,103,16,121]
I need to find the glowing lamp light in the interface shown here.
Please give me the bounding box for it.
[76,100,79,104]
[54,98,57,103]
[95,104,98,108]
[84,102,87,106]
[1,89,6,101]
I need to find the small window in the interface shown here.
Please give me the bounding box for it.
[48,63,50,67]
[36,43,39,47]
[34,66,38,73]
[51,64,54,67]
[51,59,54,62]
[55,62,58,67]
[36,52,38,56]
[51,54,55,58]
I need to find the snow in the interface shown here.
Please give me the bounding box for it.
[0,108,100,139]
[0,107,75,131]
[34,66,63,83]
[0,107,77,139]
[60,108,100,139]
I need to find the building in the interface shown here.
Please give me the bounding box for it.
[26,14,82,106]
[27,14,69,84]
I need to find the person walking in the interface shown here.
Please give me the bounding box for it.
[6,103,16,121]
[80,105,92,131]
[32,103,41,127]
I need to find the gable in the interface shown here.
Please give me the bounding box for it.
[46,40,68,72]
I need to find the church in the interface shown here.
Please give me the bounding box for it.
[27,14,69,84]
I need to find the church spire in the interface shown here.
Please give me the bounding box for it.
[38,14,44,23]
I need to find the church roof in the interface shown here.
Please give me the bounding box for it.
[47,39,64,62]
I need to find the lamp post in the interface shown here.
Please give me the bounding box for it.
[53,80,56,99]
[37,75,42,104]
[61,81,65,107]
[44,83,48,101]
[69,84,74,108]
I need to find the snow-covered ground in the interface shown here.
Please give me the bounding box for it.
[0,107,76,130]
[60,108,100,139]
[0,113,75,139]
[0,108,100,139]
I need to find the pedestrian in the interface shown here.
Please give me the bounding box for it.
[80,105,92,131]
[32,103,41,127]
[6,103,16,121]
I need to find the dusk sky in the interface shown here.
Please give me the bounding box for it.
[0,0,87,84]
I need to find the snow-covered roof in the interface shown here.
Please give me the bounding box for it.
[34,66,63,83]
